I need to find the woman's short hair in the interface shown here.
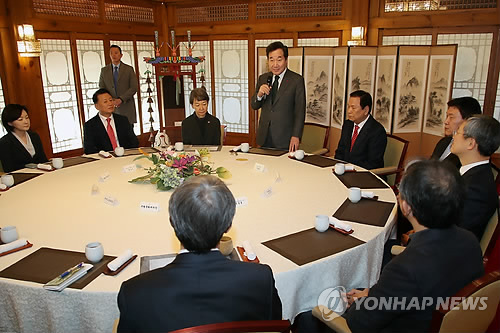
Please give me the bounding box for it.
[2,104,28,132]
[169,175,236,253]
[399,159,464,229]
[189,87,209,105]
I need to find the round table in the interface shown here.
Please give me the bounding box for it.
[0,147,397,333]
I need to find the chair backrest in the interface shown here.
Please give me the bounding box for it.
[221,125,227,145]
[299,123,330,155]
[170,320,291,333]
[431,270,500,333]
[481,204,500,258]
[384,134,409,185]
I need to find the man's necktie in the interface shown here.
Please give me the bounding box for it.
[113,66,119,96]
[271,75,279,104]
[106,118,118,150]
[350,125,359,152]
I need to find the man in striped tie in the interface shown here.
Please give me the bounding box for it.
[334,90,387,170]
[83,88,138,154]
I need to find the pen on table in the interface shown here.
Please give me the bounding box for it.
[60,262,83,278]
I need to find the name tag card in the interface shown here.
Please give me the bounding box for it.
[104,195,119,206]
[122,164,137,173]
[261,186,273,198]
[235,197,249,207]
[140,202,160,212]
[99,172,111,182]
[254,163,266,173]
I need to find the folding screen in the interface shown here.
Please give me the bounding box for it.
[373,46,398,133]
[331,47,348,129]
[347,47,377,98]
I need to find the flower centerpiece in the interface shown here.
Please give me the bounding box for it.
[129,148,231,191]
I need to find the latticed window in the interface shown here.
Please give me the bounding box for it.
[382,35,432,45]
[384,0,496,12]
[180,41,212,118]
[437,33,493,111]
[256,0,342,19]
[33,0,99,18]
[76,39,105,123]
[0,76,6,137]
[177,3,249,23]
[136,41,159,133]
[213,40,249,134]
[105,3,154,23]
[297,38,340,47]
[39,39,82,153]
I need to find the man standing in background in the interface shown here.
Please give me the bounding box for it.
[251,41,305,152]
[99,45,138,125]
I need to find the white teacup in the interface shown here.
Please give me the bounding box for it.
[1,226,19,244]
[294,149,305,160]
[348,187,362,203]
[218,235,234,256]
[52,158,64,169]
[175,142,184,151]
[1,175,14,187]
[334,163,345,175]
[85,242,104,263]
[114,146,125,157]
[315,215,330,232]
[241,143,250,153]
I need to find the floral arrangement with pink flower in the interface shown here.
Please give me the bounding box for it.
[129,148,231,191]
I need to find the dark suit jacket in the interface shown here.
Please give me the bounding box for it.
[251,69,306,150]
[83,113,138,154]
[0,131,48,172]
[99,62,138,123]
[334,116,387,169]
[345,226,484,333]
[460,163,498,240]
[182,113,221,145]
[117,251,282,333]
[430,136,461,168]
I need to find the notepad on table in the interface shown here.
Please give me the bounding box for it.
[43,263,93,292]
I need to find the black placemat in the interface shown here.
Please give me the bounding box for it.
[11,173,43,187]
[247,148,288,156]
[290,155,342,168]
[334,171,389,189]
[262,228,365,266]
[0,247,115,289]
[184,145,222,152]
[333,198,396,227]
[62,156,98,168]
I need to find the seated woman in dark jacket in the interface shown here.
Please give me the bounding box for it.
[0,104,48,172]
[181,87,221,145]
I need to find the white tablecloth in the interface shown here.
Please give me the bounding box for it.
[0,147,397,333]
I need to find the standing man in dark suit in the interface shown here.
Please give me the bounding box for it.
[251,41,305,152]
[99,45,138,125]
[450,115,500,240]
[430,96,481,169]
[83,89,138,154]
[343,160,484,333]
[335,90,387,169]
[117,176,282,333]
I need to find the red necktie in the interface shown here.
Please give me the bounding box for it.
[106,118,118,150]
[350,125,359,152]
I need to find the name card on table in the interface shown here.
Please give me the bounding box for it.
[104,195,119,206]
[122,164,137,173]
[261,186,273,198]
[235,197,249,208]
[140,202,160,212]
[254,163,266,173]
[99,172,111,182]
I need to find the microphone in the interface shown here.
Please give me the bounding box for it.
[266,75,273,87]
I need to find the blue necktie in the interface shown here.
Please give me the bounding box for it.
[113,66,119,96]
